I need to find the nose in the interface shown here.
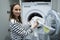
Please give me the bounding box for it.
[17,10,20,13]
[17,10,21,14]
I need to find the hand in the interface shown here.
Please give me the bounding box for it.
[31,21,38,29]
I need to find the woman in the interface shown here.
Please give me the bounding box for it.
[9,3,38,40]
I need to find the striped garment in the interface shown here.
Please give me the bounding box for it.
[9,19,33,40]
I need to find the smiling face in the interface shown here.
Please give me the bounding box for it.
[12,4,21,18]
[9,3,22,23]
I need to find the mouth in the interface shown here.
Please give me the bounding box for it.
[15,13,20,16]
[16,12,20,14]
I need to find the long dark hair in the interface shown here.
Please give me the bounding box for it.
[9,3,22,23]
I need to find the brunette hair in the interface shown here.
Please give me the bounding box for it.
[9,3,22,23]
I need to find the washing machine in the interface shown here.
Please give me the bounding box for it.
[21,0,52,24]
[21,0,60,40]
[21,0,52,40]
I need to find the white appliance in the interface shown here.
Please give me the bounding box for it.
[21,0,52,24]
[21,0,60,40]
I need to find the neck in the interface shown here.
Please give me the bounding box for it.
[15,16,18,19]
[15,17,19,20]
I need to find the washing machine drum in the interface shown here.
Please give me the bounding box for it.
[26,12,45,29]
[27,13,43,22]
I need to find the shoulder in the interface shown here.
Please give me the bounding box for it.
[10,19,16,24]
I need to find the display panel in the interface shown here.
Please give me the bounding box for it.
[22,0,51,2]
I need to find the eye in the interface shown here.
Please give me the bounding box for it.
[15,9,18,11]
[19,9,21,11]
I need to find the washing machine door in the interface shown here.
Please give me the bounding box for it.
[45,10,60,40]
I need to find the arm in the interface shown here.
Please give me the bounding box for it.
[9,22,33,37]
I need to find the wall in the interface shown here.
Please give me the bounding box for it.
[0,0,10,40]
[58,0,60,12]
[52,0,59,13]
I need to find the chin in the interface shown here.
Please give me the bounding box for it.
[16,14,20,16]
[16,15,19,17]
